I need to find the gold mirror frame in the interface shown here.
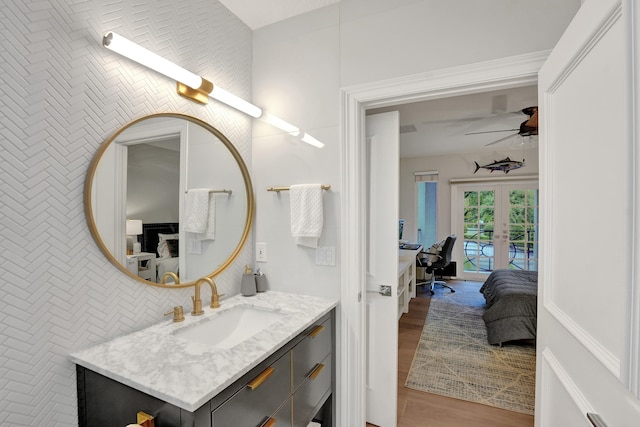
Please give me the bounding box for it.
[84,113,254,288]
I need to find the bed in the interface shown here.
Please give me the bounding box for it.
[479,269,538,345]
[140,222,179,283]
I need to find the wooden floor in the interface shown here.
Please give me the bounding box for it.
[368,280,535,427]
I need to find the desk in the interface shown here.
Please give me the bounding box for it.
[398,244,422,317]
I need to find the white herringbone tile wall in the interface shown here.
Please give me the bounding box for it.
[0,1,253,425]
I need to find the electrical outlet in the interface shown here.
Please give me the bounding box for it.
[256,242,267,262]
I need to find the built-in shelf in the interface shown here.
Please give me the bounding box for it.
[398,244,422,320]
[398,258,415,319]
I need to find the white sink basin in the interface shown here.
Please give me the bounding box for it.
[173,306,286,349]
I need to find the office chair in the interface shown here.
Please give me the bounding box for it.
[416,235,457,294]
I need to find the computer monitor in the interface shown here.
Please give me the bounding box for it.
[398,219,405,241]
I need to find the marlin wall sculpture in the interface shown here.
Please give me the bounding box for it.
[474,157,525,174]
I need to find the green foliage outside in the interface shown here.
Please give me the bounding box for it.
[463,189,538,270]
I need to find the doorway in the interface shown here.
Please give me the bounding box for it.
[340,52,547,426]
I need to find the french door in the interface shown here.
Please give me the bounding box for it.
[454,180,538,280]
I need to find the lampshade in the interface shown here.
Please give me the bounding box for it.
[126,219,143,236]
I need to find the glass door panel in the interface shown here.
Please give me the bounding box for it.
[456,181,538,280]
[506,188,539,270]
[463,189,496,273]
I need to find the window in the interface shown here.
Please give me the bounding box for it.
[415,172,438,247]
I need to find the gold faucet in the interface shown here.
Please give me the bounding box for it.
[164,305,185,322]
[192,277,223,316]
[161,272,180,284]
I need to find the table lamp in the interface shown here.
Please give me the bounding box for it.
[126,219,143,255]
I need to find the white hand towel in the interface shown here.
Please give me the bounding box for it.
[290,184,323,248]
[184,189,215,240]
[197,192,216,241]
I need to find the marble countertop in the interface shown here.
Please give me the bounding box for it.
[70,291,338,412]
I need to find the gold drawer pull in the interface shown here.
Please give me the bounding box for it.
[262,418,276,427]
[137,411,155,427]
[308,325,325,338]
[308,363,325,380]
[247,366,275,390]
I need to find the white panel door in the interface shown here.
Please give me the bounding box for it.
[537,0,640,425]
[365,111,399,427]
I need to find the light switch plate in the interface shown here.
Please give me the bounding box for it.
[256,242,267,262]
[315,246,335,266]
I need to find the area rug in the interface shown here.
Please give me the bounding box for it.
[404,286,536,415]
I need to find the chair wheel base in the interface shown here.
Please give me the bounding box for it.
[432,280,455,293]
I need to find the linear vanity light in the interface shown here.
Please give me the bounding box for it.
[102,32,262,117]
[262,112,301,136]
[301,133,324,148]
[102,31,324,148]
[260,114,325,147]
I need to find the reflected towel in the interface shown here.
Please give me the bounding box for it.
[290,184,323,248]
[184,189,215,240]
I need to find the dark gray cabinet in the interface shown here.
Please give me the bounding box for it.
[77,310,334,427]
[211,352,291,426]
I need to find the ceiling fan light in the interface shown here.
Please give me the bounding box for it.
[511,134,538,148]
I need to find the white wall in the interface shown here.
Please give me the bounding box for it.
[252,6,342,299]
[399,147,539,243]
[251,0,578,297]
[0,1,252,424]
[252,3,575,420]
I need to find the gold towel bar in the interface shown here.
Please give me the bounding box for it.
[267,185,331,192]
[184,189,232,194]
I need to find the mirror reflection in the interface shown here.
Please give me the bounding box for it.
[86,113,253,287]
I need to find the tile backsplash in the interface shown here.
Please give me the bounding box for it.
[0,1,252,424]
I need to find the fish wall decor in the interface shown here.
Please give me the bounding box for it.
[474,157,525,174]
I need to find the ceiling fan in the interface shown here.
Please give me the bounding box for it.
[465,106,538,146]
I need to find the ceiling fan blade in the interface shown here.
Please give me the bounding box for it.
[485,133,517,146]
[525,110,538,128]
[465,128,519,136]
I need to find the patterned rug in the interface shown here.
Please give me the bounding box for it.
[404,285,536,415]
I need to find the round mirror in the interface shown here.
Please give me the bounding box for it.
[85,113,254,288]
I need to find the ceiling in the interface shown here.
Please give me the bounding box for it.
[219,0,341,30]
[368,85,539,158]
[220,1,538,159]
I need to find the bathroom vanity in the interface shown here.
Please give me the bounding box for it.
[71,292,337,427]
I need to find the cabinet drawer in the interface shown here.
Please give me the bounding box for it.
[261,397,292,427]
[292,317,332,390]
[212,353,290,426]
[292,354,332,427]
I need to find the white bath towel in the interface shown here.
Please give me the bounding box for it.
[290,184,323,248]
[184,189,216,240]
